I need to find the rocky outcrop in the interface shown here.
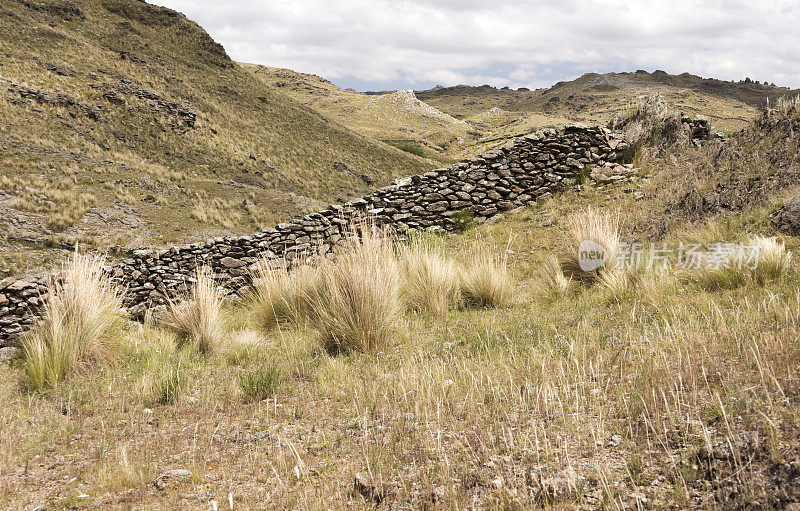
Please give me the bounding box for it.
[772,193,800,234]
[7,82,102,120]
[0,124,625,346]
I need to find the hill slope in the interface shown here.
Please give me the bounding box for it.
[0,0,432,274]
[244,64,480,159]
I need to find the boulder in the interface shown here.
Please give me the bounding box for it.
[773,194,800,234]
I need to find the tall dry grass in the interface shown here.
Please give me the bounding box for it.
[22,252,124,389]
[250,259,319,329]
[692,237,793,290]
[398,237,461,317]
[165,266,225,354]
[562,207,621,280]
[304,225,403,353]
[752,236,792,283]
[540,254,573,296]
[460,239,513,308]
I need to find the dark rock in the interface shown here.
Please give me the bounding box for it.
[353,472,382,504]
[773,194,800,234]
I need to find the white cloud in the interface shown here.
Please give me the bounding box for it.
[155,0,800,90]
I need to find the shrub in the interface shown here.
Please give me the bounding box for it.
[165,266,225,354]
[304,224,402,353]
[22,251,124,390]
[398,236,461,317]
[249,259,318,330]
[451,209,475,232]
[460,240,513,308]
[238,365,283,401]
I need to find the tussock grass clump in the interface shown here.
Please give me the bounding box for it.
[597,269,634,301]
[305,225,403,354]
[540,254,573,296]
[238,365,283,401]
[562,207,621,281]
[460,240,513,308]
[22,252,124,390]
[690,237,793,291]
[398,236,461,317]
[150,362,185,405]
[91,445,151,493]
[609,93,685,158]
[752,236,792,283]
[250,260,319,330]
[165,266,225,354]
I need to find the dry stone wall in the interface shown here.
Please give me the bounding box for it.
[0,124,626,346]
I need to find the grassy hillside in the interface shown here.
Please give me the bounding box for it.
[0,0,433,275]
[244,64,480,161]
[3,104,800,508]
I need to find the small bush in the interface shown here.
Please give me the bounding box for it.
[165,266,225,354]
[460,240,513,308]
[22,251,125,390]
[398,237,461,317]
[250,259,318,330]
[451,209,475,232]
[238,365,283,401]
[304,224,403,354]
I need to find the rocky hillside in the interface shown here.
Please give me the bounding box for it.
[0,0,433,275]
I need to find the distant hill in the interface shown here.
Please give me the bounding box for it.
[0,0,432,274]
[415,70,800,142]
[244,64,480,160]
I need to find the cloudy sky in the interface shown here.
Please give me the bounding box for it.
[155,0,800,91]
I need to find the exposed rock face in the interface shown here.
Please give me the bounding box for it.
[773,193,800,234]
[0,125,625,345]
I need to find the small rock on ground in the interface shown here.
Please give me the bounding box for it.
[153,469,192,490]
